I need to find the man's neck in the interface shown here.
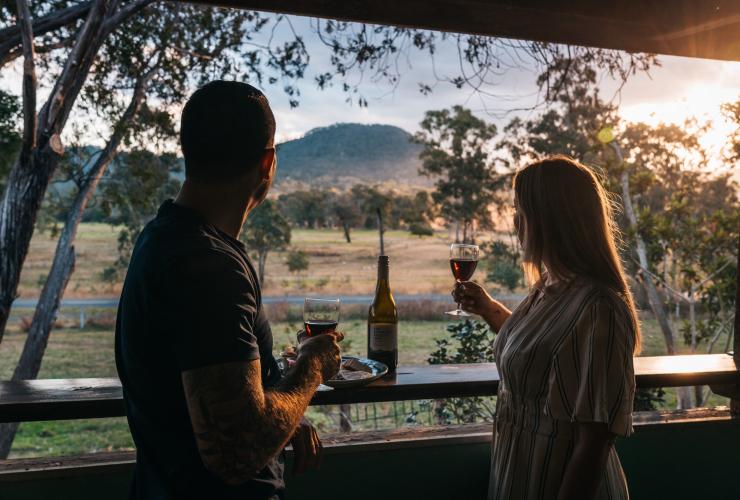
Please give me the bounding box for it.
[174,179,252,239]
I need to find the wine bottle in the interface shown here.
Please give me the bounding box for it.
[368,255,398,371]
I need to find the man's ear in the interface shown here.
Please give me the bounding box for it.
[258,148,276,181]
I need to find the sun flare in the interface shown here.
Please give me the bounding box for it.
[620,84,738,169]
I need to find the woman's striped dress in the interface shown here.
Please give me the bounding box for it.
[488,278,635,500]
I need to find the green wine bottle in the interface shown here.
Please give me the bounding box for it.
[368,255,398,371]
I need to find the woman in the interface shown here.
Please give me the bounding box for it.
[454,156,639,500]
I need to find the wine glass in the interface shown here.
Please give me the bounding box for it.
[446,243,479,317]
[303,298,341,337]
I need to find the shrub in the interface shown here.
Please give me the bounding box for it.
[286,249,310,274]
[484,239,523,292]
[428,319,497,423]
[408,221,434,237]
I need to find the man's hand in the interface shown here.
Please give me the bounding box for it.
[290,416,323,475]
[296,330,344,383]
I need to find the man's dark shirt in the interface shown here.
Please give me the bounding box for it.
[115,200,284,500]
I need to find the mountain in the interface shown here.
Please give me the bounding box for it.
[275,123,427,186]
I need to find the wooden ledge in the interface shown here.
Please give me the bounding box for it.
[0,354,738,423]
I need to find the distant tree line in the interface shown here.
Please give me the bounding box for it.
[277,184,438,242]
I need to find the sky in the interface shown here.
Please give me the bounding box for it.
[1,12,738,167]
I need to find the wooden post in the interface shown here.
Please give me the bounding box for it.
[376,208,385,256]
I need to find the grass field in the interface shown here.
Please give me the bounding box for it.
[0,312,729,458]
[18,223,501,299]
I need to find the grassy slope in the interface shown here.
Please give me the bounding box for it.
[18,223,498,299]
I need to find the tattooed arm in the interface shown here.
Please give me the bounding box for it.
[182,331,343,485]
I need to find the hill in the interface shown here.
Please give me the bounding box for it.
[275,123,427,186]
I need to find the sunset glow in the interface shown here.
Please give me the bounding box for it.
[620,83,738,168]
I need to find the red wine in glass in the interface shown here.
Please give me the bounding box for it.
[303,298,341,337]
[304,320,338,337]
[450,259,478,281]
[446,243,480,317]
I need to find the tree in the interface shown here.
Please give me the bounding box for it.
[721,97,740,163]
[277,189,327,228]
[349,184,393,229]
[485,239,523,293]
[414,106,506,243]
[100,150,182,281]
[0,0,153,344]
[329,191,363,243]
[391,190,437,230]
[0,90,21,193]
[240,199,291,284]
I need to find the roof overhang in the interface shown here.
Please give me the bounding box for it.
[181,0,740,61]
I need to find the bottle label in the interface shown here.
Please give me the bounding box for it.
[369,323,398,351]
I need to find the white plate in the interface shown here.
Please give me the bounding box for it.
[325,356,389,388]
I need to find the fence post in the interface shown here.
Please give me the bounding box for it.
[79,308,86,329]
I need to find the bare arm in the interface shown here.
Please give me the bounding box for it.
[182,333,341,485]
[557,422,615,500]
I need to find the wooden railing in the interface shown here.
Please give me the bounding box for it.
[1,354,738,424]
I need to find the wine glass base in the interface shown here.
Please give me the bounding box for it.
[445,309,471,317]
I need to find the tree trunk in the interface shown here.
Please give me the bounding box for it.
[0,0,119,344]
[0,245,74,457]
[613,145,691,409]
[0,2,93,65]
[339,404,353,432]
[258,251,267,285]
[342,221,351,243]
[0,71,152,458]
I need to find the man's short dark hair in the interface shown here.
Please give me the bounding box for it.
[180,81,276,181]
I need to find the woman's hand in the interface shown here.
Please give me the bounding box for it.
[452,281,512,332]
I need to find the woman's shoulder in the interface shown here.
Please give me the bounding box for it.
[567,279,635,326]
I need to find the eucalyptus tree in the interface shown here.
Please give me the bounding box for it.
[240,199,291,284]
[0,0,155,342]
[414,105,505,243]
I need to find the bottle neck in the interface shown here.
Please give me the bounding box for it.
[375,257,390,294]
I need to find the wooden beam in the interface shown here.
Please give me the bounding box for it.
[1,408,736,481]
[1,354,738,423]
[177,0,740,61]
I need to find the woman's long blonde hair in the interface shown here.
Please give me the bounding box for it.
[513,155,641,352]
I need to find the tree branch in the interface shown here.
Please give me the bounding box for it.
[101,0,156,38]
[0,2,91,61]
[39,0,119,147]
[14,0,37,166]
[1,35,76,67]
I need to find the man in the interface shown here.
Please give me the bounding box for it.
[115,81,342,500]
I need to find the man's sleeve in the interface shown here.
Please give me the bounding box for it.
[165,248,261,372]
